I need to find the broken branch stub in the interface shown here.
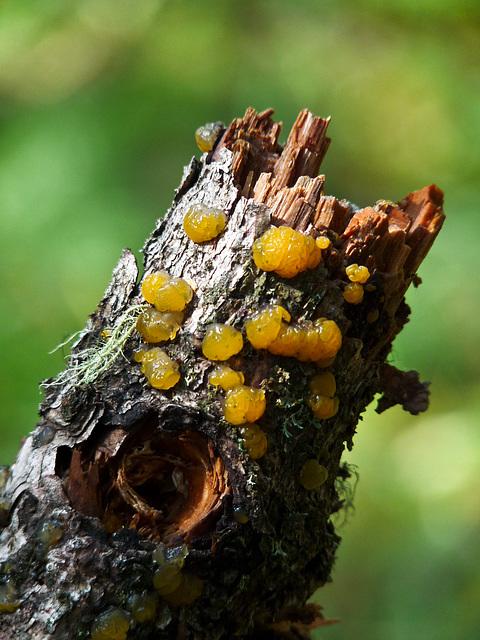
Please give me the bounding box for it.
[0,108,444,639]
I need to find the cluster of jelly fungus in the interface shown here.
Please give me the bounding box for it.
[224,386,266,425]
[136,308,184,344]
[195,121,223,152]
[202,323,244,361]
[126,591,157,623]
[252,226,328,278]
[208,364,245,391]
[298,459,329,490]
[38,519,64,548]
[0,580,20,613]
[140,270,194,312]
[183,203,227,243]
[153,544,203,606]
[141,270,171,304]
[245,304,291,350]
[91,607,130,640]
[343,264,370,305]
[306,371,339,420]
[267,317,342,363]
[233,507,249,524]
[134,347,180,390]
[239,423,268,459]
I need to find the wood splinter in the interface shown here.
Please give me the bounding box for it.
[0,107,444,640]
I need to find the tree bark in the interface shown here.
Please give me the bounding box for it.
[0,108,444,639]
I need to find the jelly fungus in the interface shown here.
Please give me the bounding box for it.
[306,371,339,420]
[239,423,268,459]
[252,226,325,278]
[90,608,130,640]
[154,278,194,313]
[0,580,20,613]
[202,323,244,361]
[267,318,342,363]
[224,386,266,425]
[38,520,64,548]
[126,591,157,623]
[136,347,180,390]
[346,263,370,284]
[162,573,204,607]
[367,309,379,323]
[141,271,172,305]
[208,364,245,391]
[245,304,291,350]
[136,308,184,344]
[343,281,364,304]
[233,507,249,524]
[299,459,329,490]
[183,204,227,243]
[195,121,223,152]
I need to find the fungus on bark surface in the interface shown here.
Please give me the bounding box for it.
[0,108,444,639]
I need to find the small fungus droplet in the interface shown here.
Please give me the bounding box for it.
[306,371,339,420]
[346,264,370,284]
[245,304,291,350]
[137,348,180,390]
[224,386,266,425]
[141,271,172,304]
[209,364,245,391]
[316,236,331,249]
[202,323,244,361]
[239,424,268,459]
[126,591,157,623]
[38,519,64,548]
[154,278,194,313]
[153,564,183,596]
[37,425,55,446]
[91,608,130,640]
[0,580,20,613]
[299,459,329,490]
[343,282,364,304]
[233,507,249,524]
[367,309,379,323]
[161,573,204,607]
[183,204,227,243]
[136,308,184,344]
[252,226,324,278]
[195,122,223,152]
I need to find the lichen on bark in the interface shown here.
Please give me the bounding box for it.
[0,108,444,640]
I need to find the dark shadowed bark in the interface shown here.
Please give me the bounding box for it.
[0,108,444,639]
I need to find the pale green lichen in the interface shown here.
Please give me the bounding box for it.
[44,304,148,388]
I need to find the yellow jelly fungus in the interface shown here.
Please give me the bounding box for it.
[137,348,180,390]
[224,386,266,425]
[239,423,268,459]
[202,323,244,360]
[38,520,64,548]
[153,564,183,596]
[367,309,379,323]
[233,507,249,524]
[306,372,339,420]
[208,364,245,391]
[141,271,172,304]
[308,371,336,397]
[266,317,342,363]
[183,204,227,243]
[346,263,370,284]
[126,591,157,623]
[298,459,329,490]
[154,278,194,313]
[316,236,330,249]
[252,226,324,278]
[0,580,20,613]
[343,282,364,304]
[91,608,130,640]
[136,308,184,344]
[162,573,204,607]
[245,304,291,350]
[195,122,223,152]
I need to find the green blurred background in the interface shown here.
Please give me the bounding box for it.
[0,1,479,637]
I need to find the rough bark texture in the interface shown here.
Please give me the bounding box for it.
[0,108,444,639]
